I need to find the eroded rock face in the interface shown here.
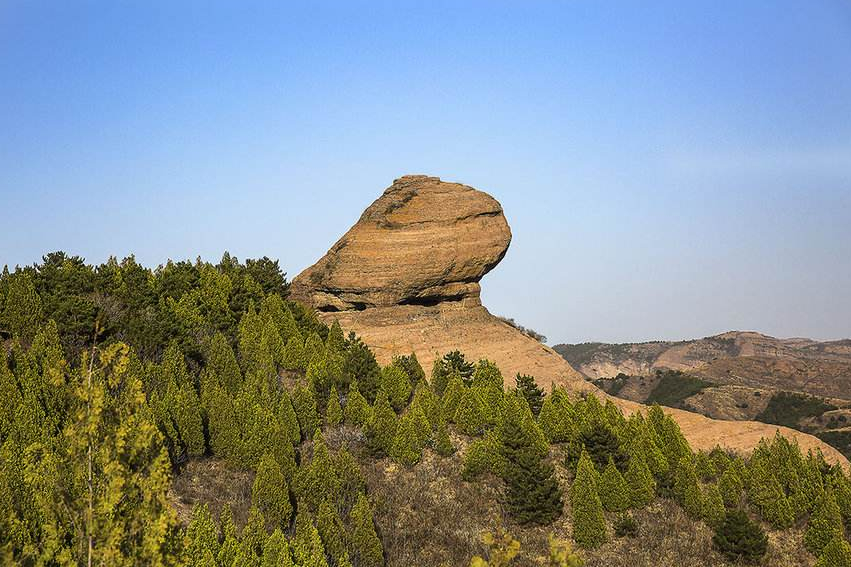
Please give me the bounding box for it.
[290,175,511,311]
[292,175,847,465]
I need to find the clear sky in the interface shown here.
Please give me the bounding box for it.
[2,1,850,344]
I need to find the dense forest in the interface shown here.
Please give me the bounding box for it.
[2,253,851,566]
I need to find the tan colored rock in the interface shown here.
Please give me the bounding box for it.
[291,175,511,311]
[293,175,847,465]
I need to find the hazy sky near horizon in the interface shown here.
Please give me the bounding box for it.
[2,1,850,344]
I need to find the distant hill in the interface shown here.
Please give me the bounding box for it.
[554,331,851,458]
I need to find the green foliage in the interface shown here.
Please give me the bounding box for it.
[364,391,398,458]
[470,525,521,567]
[434,407,456,457]
[757,391,837,429]
[283,335,307,371]
[545,533,584,566]
[624,450,655,509]
[702,483,726,530]
[712,509,768,564]
[342,333,381,402]
[471,359,503,389]
[673,456,703,519]
[578,420,628,472]
[297,430,341,512]
[644,370,713,408]
[252,452,293,530]
[380,363,413,412]
[349,493,384,567]
[343,380,372,426]
[185,504,221,565]
[718,466,744,509]
[390,410,425,466]
[1,271,44,343]
[326,384,343,426]
[292,385,321,441]
[538,388,576,444]
[441,372,466,418]
[806,488,845,555]
[817,536,851,567]
[393,352,426,387]
[570,450,607,549]
[599,458,630,513]
[462,430,505,481]
[515,373,544,417]
[316,498,347,564]
[455,386,487,436]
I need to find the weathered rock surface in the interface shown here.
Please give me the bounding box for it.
[291,175,511,311]
[293,175,846,464]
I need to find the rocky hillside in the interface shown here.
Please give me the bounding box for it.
[555,333,851,458]
[291,176,845,464]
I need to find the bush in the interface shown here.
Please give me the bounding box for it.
[645,370,713,408]
[613,513,638,538]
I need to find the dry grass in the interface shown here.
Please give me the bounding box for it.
[169,457,254,528]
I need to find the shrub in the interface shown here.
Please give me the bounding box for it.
[712,509,768,564]
[613,513,638,538]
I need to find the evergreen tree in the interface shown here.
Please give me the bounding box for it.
[262,529,293,567]
[431,357,451,396]
[718,467,744,509]
[391,411,425,466]
[712,509,768,563]
[381,364,412,411]
[326,384,343,426]
[283,335,307,371]
[1,271,43,343]
[462,430,505,481]
[262,316,286,368]
[292,385,321,440]
[252,452,293,530]
[326,320,346,355]
[218,505,240,567]
[599,458,630,513]
[673,455,703,519]
[454,387,487,436]
[538,389,576,444]
[185,503,221,567]
[364,391,398,458]
[242,505,269,560]
[343,380,372,426]
[749,460,794,528]
[515,373,544,417]
[304,332,325,368]
[471,359,503,389]
[442,350,475,385]
[206,331,243,394]
[410,381,440,427]
[334,449,367,513]
[624,450,655,509]
[806,488,845,555]
[434,407,456,457]
[393,352,426,387]
[817,536,851,567]
[316,498,347,564]
[349,493,384,567]
[277,390,302,446]
[297,430,341,512]
[440,372,466,418]
[341,333,381,402]
[702,483,726,531]
[570,450,607,549]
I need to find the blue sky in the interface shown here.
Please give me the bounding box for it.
[1,1,850,343]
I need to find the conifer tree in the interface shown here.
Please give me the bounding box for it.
[390,411,424,466]
[304,332,325,368]
[600,458,630,513]
[806,487,844,555]
[462,430,505,481]
[471,359,503,389]
[297,430,341,512]
[440,372,466,418]
[262,316,286,368]
[1,272,43,343]
[262,529,293,567]
[624,450,655,509]
[326,320,346,355]
[431,357,451,396]
[242,505,269,560]
[749,460,794,528]
[570,449,607,549]
[712,509,767,563]
[538,389,576,444]
[434,407,456,457]
[317,498,347,564]
[817,536,851,567]
[718,466,744,509]
[411,381,440,426]
[334,449,367,512]
[218,505,240,567]
[206,332,243,393]
[349,493,384,567]
[455,387,487,436]
[364,391,398,458]
[673,455,703,519]
[185,503,221,567]
[278,390,302,445]
[239,305,275,379]
[292,385,321,440]
[341,333,382,402]
[702,483,726,531]
[393,352,426,387]
[381,364,413,411]
[343,380,372,426]
[326,384,343,426]
[252,452,293,530]
[515,373,544,417]
[284,334,307,371]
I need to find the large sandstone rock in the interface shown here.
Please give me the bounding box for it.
[291,175,511,311]
[292,175,847,465]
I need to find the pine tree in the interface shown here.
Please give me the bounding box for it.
[364,391,398,458]
[471,359,503,389]
[284,334,307,371]
[252,452,293,530]
[515,374,544,417]
[624,450,655,509]
[277,390,302,445]
[391,411,425,466]
[673,455,703,519]
[749,460,794,528]
[462,430,505,481]
[185,503,220,566]
[349,493,384,567]
[431,357,451,396]
[326,320,346,355]
[440,372,466,418]
[599,458,630,513]
[538,389,576,444]
[292,385,321,440]
[454,387,486,436]
[817,536,851,567]
[206,331,243,393]
[343,380,372,426]
[242,505,269,559]
[341,333,382,402]
[218,505,240,567]
[297,430,341,512]
[393,352,426,387]
[434,407,456,457]
[262,317,286,368]
[316,498,347,564]
[806,487,845,555]
[381,364,412,411]
[326,384,343,426]
[702,483,726,530]
[304,332,325,368]
[411,381,440,426]
[570,449,607,549]
[712,509,768,563]
[1,272,43,343]
[261,529,293,567]
[718,467,744,509]
[499,406,562,525]
[334,449,367,512]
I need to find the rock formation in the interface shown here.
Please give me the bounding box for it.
[292,175,847,464]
